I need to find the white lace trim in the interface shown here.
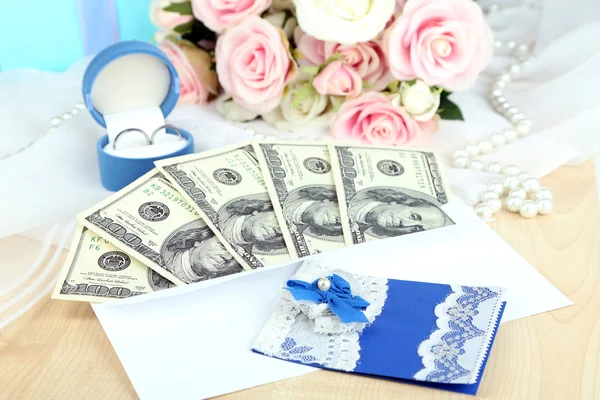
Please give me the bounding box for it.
[413,285,505,384]
[252,300,299,356]
[252,260,388,371]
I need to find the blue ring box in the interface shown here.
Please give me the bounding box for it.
[82,40,194,191]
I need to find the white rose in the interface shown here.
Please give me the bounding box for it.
[262,74,332,131]
[215,94,259,122]
[294,0,395,44]
[398,80,441,121]
[263,11,298,40]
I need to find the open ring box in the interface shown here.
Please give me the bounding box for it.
[83,40,195,191]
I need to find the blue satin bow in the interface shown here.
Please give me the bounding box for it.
[285,274,370,323]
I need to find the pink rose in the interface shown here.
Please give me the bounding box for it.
[384,0,405,29]
[191,0,271,33]
[312,61,362,97]
[150,0,194,30]
[331,92,420,145]
[216,16,297,114]
[417,114,440,135]
[383,0,493,91]
[294,27,327,67]
[395,0,406,12]
[324,41,393,92]
[159,41,218,105]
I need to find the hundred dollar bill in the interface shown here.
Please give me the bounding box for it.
[52,224,175,303]
[254,141,345,258]
[156,142,292,270]
[78,169,244,285]
[328,144,455,245]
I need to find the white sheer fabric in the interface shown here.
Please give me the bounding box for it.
[0,0,598,321]
[1,0,599,241]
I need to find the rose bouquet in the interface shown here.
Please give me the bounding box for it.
[150,0,493,145]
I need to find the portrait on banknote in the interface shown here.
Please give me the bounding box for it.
[162,222,244,282]
[282,185,344,243]
[348,187,454,239]
[148,269,176,290]
[218,194,288,257]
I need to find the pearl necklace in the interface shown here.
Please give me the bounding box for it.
[49,103,86,130]
[451,40,553,219]
[0,102,85,162]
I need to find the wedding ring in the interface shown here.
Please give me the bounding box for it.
[112,128,151,150]
[150,124,184,144]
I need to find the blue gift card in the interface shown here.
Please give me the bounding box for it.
[252,260,506,395]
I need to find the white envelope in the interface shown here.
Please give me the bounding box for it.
[93,201,572,400]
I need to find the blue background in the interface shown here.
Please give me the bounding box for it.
[0,0,155,72]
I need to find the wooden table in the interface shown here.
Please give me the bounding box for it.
[1,159,599,400]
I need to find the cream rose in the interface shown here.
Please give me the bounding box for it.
[393,80,441,122]
[294,0,396,44]
[263,73,332,131]
[263,11,297,40]
[215,94,259,122]
[270,0,295,12]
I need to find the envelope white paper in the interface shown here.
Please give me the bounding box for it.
[93,201,572,400]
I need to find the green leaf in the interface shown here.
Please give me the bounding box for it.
[440,90,453,101]
[181,19,217,45]
[164,2,193,15]
[152,32,179,44]
[302,66,320,77]
[362,81,375,89]
[324,52,344,65]
[174,20,195,34]
[437,95,464,121]
[331,96,345,112]
[292,82,318,110]
[431,86,444,95]
[386,80,400,94]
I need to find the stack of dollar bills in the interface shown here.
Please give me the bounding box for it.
[52,141,454,303]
